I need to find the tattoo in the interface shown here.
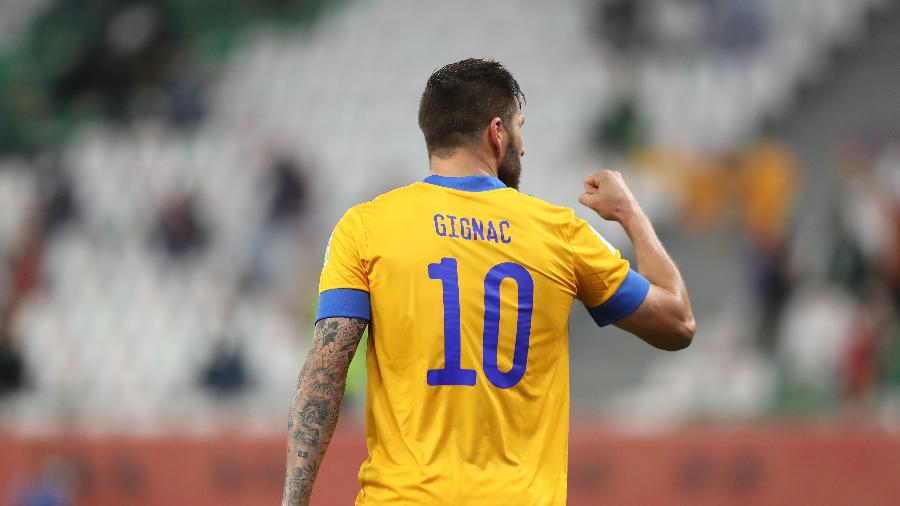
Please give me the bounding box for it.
[293,398,327,445]
[301,460,319,492]
[322,319,339,346]
[286,461,319,506]
[288,467,303,505]
[294,358,310,390]
[282,317,367,506]
[310,367,339,397]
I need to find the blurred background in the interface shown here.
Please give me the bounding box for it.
[0,0,899,504]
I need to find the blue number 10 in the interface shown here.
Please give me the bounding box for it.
[427,257,534,389]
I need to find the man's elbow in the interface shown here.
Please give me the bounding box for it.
[650,289,696,351]
[666,317,695,351]
[667,316,697,351]
[650,316,695,351]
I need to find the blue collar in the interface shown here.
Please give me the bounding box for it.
[423,175,507,192]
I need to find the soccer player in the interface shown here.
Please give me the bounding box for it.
[281,58,695,506]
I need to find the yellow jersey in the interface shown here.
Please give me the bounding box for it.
[317,175,649,505]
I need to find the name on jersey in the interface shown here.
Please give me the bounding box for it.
[433,214,511,244]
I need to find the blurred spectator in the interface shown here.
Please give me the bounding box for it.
[0,327,26,397]
[243,154,311,291]
[591,96,649,156]
[705,0,767,55]
[163,53,208,128]
[2,216,44,329]
[265,156,309,227]
[829,209,870,295]
[777,283,854,408]
[0,172,42,400]
[200,336,252,397]
[34,154,80,237]
[834,138,900,305]
[679,151,729,231]
[747,240,793,355]
[738,140,797,250]
[738,140,798,354]
[592,0,647,53]
[875,158,900,310]
[842,299,879,401]
[151,191,209,261]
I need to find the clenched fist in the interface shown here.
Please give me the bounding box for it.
[577,170,642,223]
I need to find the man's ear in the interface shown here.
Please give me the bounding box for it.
[488,117,504,159]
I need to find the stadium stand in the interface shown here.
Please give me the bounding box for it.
[0,0,896,433]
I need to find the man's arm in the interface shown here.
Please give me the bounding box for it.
[579,170,695,350]
[282,317,367,506]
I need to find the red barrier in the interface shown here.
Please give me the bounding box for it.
[1,422,898,505]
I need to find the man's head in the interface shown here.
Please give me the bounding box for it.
[418,59,526,189]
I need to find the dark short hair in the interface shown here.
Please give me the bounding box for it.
[418,58,525,157]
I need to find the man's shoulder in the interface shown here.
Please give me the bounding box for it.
[511,191,576,223]
[350,183,423,212]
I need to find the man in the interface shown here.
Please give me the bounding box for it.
[282,58,694,505]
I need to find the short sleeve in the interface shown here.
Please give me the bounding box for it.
[572,217,649,327]
[316,208,371,322]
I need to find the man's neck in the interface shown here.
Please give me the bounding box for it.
[428,149,498,178]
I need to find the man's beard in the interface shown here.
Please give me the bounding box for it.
[497,133,522,190]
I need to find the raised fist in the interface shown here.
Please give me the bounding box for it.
[577,170,641,223]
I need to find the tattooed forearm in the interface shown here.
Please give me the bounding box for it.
[281,317,367,506]
[295,398,327,445]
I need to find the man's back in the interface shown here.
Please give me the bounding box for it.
[282,59,693,506]
[319,175,646,505]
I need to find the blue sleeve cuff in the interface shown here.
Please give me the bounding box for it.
[585,269,650,327]
[316,288,371,322]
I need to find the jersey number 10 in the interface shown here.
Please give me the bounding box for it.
[427,257,533,389]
